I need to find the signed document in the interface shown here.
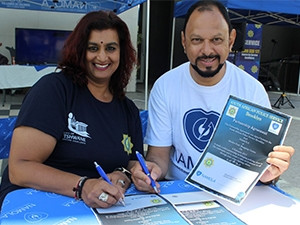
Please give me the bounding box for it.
[186,95,291,205]
[93,194,191,225]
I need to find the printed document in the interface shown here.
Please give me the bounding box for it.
[93,194,191,224]
[186,95,291,205]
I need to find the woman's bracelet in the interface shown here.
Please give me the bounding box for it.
[73,176,89,200]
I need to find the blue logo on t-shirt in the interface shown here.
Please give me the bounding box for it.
[183,109,219,153]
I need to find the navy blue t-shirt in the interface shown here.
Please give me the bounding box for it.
[0,71,143,205]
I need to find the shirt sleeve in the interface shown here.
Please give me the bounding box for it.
[15,72,70,140]
[144,78,173,147]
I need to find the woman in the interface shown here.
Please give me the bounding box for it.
[0,10,143,209]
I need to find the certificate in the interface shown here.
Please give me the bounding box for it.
[93,194,192,224]
[186,95,291,205]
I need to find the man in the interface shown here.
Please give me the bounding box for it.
[131,0,294,192]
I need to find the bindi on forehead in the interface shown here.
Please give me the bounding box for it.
[100,41,104,44]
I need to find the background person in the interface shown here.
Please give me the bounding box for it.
[131,0,294,193]
[0,42,9,65]
[0,10,143,209]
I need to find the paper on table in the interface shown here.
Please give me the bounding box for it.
[93,194,192,225]
[219,185,300,225]
[163,185,300,225]
[176,200,247,225]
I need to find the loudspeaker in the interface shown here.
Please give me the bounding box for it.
[232,22,246,52]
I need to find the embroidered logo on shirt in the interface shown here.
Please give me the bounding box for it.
[183,109,219,153]
[67,112,90,138]
[121,134,133,155]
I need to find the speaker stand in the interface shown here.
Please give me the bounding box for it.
[273,92,295,109]
[272,59,295,109]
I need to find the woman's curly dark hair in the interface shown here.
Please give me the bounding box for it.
[58,10,136,99]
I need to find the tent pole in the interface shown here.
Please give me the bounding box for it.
[144,0,150,110]
[170,17,176,70]
[298,64,300,96]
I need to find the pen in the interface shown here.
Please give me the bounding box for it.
[94,161,125,206]
[135,151,159,193]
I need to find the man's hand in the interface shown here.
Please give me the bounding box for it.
[260,145,295,183]
[131,160,161,193]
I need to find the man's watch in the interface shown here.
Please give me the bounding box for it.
[114,167,132,181]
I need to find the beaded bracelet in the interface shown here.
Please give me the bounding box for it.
[73,176,89,200]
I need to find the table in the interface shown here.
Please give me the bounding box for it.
[0,65,57,105]
[0,180,299,224]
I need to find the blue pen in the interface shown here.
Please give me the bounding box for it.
[94,161,125,206]
[135,151,159,193]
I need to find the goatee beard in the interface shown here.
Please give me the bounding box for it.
[191,55,224,78]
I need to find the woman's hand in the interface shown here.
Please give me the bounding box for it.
[81,172,129,208]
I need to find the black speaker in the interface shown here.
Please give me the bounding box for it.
[232,22,246,52]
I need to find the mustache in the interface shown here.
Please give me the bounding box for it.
[195,55,220,63]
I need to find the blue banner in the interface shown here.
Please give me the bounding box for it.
[174,0,300,18]
[228,23,263,79]
[0,0,145,14]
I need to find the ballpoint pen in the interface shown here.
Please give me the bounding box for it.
[135,151,159,193]
[94,161,125,206]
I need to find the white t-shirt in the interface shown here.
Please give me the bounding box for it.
[145,61,271,180]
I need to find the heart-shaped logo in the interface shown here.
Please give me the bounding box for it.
[183,109,219,152]
[24,212,48,223]
[272,123,279,130]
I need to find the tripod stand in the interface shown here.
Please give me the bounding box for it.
[273,59,295,109]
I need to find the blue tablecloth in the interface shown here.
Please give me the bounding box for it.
[0,180,199,224]
[1,180,299,225]
[0,189,97,224]
[0,117,17,159]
